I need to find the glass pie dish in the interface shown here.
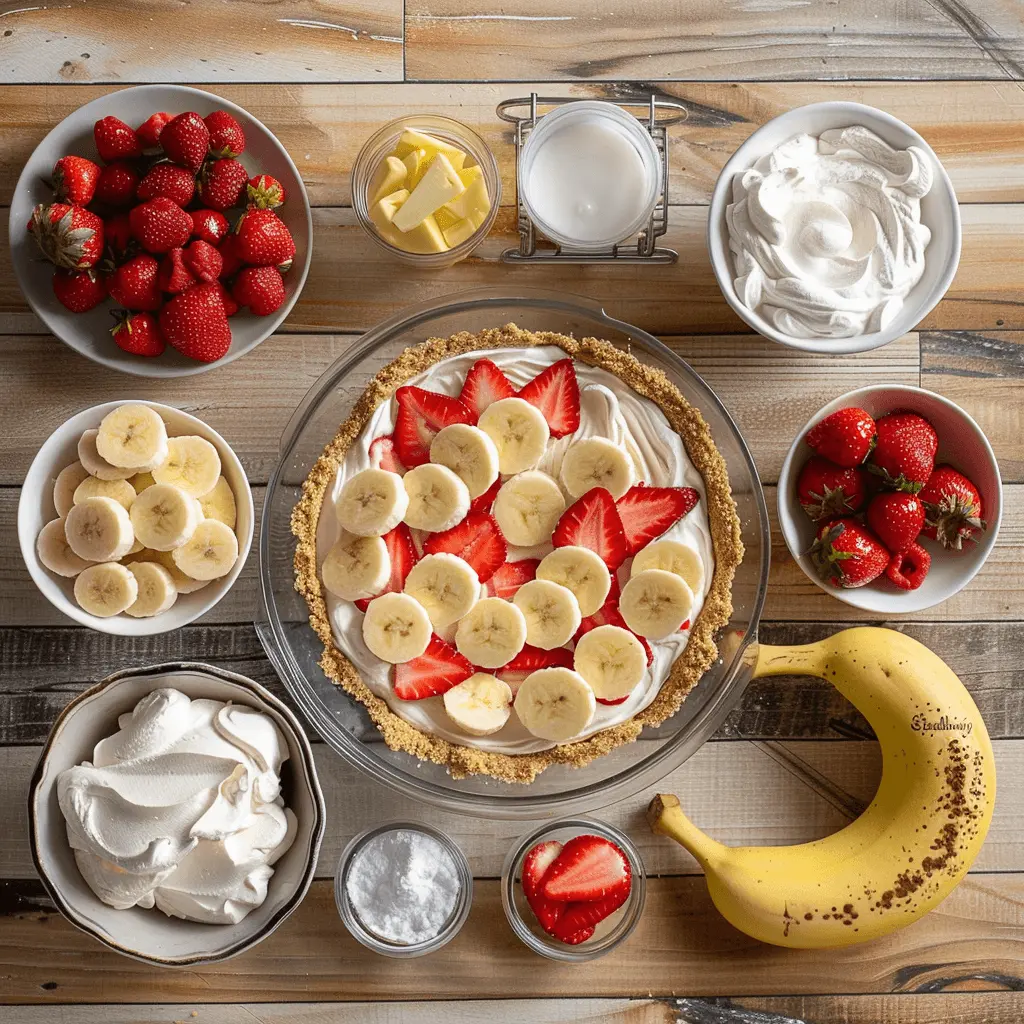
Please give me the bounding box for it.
[257,290,770,820]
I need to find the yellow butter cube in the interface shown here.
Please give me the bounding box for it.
[392,153,466,233]
[369,189,448,254]
[369,156,407,206]
[442,217,478,248]
[445,166,491,221]
[395,129,467,172]
[402,148,430,189]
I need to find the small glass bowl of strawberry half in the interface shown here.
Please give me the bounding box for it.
[501,818,645,961]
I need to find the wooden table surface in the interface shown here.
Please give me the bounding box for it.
[2,2,1024,1022]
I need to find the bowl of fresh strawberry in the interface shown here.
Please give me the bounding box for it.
[9,84,311,376]
[778,384,1002,613]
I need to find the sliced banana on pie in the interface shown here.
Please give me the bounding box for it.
[512,578,581,650]
[73,475,136,511]
[403,463,470,533]
[74,562,139,617]
[619,568,694,641]
[172,520,239,581]
[124,561,178,617]
[429,423,499,499]
[37,518,93,577]
[153,435,222,498]
[362,591,432,663]
[96,404,169,471]
[514,666,596,742]
[560,437,635,499]
[65,496,135,562]
[53,461,90,518]
[574,624,647,700]
[336,467,408,537]
[478,397,550,474]
[198,476,237,529]
[536,545,611,617]
[454,596,527,668]
[492,470,565,547]
[631,538,704,593]
[403,552,479,629]
[130,483,201,551]
[78,429,134,482]
[443,672,513,736]
[322,531,390,602]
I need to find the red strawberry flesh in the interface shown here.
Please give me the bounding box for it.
[369,434,407,476]
[392,634,473,700]
[615,484,699,555]
[459,358,517,421]
[469,477,500,514]
[517,358,580,438]
[552,887,631,940]
[541,834,632,903]
[486,558,539,600]
[553,488,628,572]
[522,840,564,936]
[354,522,417,612]
[422,511,506,583]
[393,385,473,467]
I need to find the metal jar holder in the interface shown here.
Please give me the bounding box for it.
[496,93,687,264]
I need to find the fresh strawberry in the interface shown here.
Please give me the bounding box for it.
[615,484,699,555]
[103,212,133,260]
[469,477,500,514]
[810,518,890,589]
[217,232,244,278]
[422,511,506,583]
[189,208,229,246]
[198,157,248,211]
[93,116,142,162]
[231,264,285,315]
[552,886,631,941]
[885,541,931,591]
[541,834,631,903]
[211,280,240,317]
[868,412,938,492]
[235,208,296,269]
[797,455,868,521]
[919,465,985,550]
[805,407,877,468]
[108,253,162,310]
[522,840,564,936]
[204,110,246,158]
[136,111,172,149]
[246,173,285,209]
[158,282,232,363]
[109,310,165,357]
[485,558,539,600]
[496,645,573,693]
[159,111,210,171]
[129,196,192,254]
[393,385,473,467]
[94,160,140,207]
[51,155,100,206]
[550,922,596,945]
[518,358,580,438]
[553,488,628,572]
[392,634,473,700]
[157,247,197,295]
[573,598,652,665]
[368,435,406,475]
[459,358,516,421]
[183,239,223,283]
[52,268,106,312]
[866,491,926,552]
[29,202,104,269]
[354,523,417,612]
[596,694,630,706]
[136,162,195,206]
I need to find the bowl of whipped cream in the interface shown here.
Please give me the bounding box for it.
[708,101,961,354]
[28,663,325,966]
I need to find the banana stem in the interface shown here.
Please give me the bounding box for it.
[647,794,725,868]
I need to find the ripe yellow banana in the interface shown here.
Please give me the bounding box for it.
[649,627,995,948]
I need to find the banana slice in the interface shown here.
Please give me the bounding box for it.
[443,672,513,736]
[403,463,470,533]
[74,562,139,618]
[53,461,90,518]
[454,596,527,668]
[127,536,145,555]
[96,404,169,470]
[478,397,550,474]
[37,518,93,577]
[536,545,611,616]
[429,423,500,499]
[198,476,237,529]
[631,538,704,593]
[131,470,156,493]
[574,624,647,699]
[362,591,432,664]
[322,531,390,602]
[65,496,135,562]
[73,476,136,511]
[512,578,581,650]
[514,667,596,742]
[125,561,178,617]
[560,437,635,499]
[492,470,566,547]
[131,547,210,594]
[130,483,202,551]
[153,436,222,498]
[336,467,408,537]
[172,520,239,581]
[78,429,134,482]
[403,552,479,629]
[619,568,694,641]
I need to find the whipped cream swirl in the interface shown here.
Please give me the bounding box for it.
[58,687,297,925]
[727,126,933,339]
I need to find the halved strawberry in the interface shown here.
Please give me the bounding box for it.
[541,834,632,903]
[423,511,507,582]
[553,488,628,571]
[393,386,473,467]
[596,694,629,706]
[469,477,501,514]
[552,889,630,941]
[518,358,580,438]
[496,645,573,693]
[616,484,699,555]
[354,523,417,612]
[550,923,596,945]
[459,358,516,422]
[522,840,564,936]
[393,634,473,700]
[369,434,406,475]
[486,558,539,600]
[574,598,652,665]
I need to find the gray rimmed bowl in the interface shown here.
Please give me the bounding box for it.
[29,662,325,967]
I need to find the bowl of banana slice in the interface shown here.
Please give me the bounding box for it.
[19,400,253,634]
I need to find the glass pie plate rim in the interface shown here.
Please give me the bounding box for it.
[257,287,770,820]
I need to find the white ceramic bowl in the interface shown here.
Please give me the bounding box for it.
[778,385,1002,613]
[9,84,312,377]
[18,400,254,634]
[707,101,961,354]
[29,663,326,967]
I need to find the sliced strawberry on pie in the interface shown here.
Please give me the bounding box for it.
[469,477,501,515]
[552,888,631,942]
[518,358,580,438]
[459,358,517,422]
[393,634,473,700]
[552,488,628,572]
[369,433,406,475]
[354,522,417,612]
[615,484,700,556]
[541,834,632,903]
[423,511,507,583]
[486,558,539,600]
[393,385,473,467]
[496,644,573,694]
[522,839,565,937]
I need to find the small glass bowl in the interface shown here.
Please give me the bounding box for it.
[501,817,646,961]
[351,114,501,269]
[335,821,473,958]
